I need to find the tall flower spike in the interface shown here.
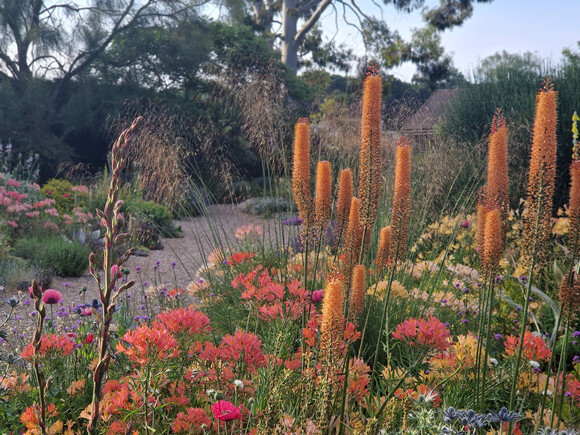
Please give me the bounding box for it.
[569,113,580,253]
[358,66,382,229]
[376,225,391,270]
[487,108,509,246]
[315,161,332,233]
[391,137,412,262]
[336,168,353,234]
[483,208,503,272]
[349,265,366,324]
[522,79,558,268]
[321,280,345,361]
[292,118,314,229]
[559,273,580,321]
[342,197,362,280]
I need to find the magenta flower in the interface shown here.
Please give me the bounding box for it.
[111,264,122,280]
[311,290,323,303]
[212,400,242,421]
[42,289,62,304]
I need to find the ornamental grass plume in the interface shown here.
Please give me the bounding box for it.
[390,137,412,262]
[358,65,382,230]
[336,168,353,234]
[483,208,503,272]
[315,160,332,232]
[376,225,391,270]
[522,80,558,268]
[349,265,366,324]
[487,109,509,245]
[321,279,345,361]
[292,118,314,228]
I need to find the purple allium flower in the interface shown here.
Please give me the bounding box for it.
[171,262,176,268]
[494,334,502,340]
[444,322,450,327]
[284,215,303,226]
[462,319,469,324]
[441,299,447,304]
[573,331,580,338]
[520,275,528,281]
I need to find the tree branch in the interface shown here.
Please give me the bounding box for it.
[293,0,332,48]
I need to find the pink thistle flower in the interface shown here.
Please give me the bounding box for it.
[42,289,62,304]
[212,400,243,421]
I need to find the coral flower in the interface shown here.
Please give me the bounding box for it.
[116,324,180,365]
[504,331,551,362]
[392,316,452,352]
[42,289,62,304]
[212,400,243,421]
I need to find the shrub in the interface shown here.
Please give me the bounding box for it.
[237,197,293,216]
[13,235,90,277]
[41,178,75,215]
[123,198,177,237]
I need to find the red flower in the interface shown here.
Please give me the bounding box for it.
[311,290,323,302]
[84,334,94,345]
[212,400,242,421]
[42,289,62,304]
[392,316,452,352]
[504,331,551,362]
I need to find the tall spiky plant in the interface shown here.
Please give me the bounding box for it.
[358,65,382,233]
[391,137,412,262]
[486,109,509,245]
[87,118,140,434]
[376,225,391,272]
[509,80,558,424]
[349,265,366,325]
[315,160,332,234]
[336,168,353,236]
[292,118,314,230]
[342,197,362,283]
[521,79,558,269]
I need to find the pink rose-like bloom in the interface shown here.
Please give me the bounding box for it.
[42,289,62,304]
[311,290,323,303]
[212,400,242,421]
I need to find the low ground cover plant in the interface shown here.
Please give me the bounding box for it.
[0,71,579,434]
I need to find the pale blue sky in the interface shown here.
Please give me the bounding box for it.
[319,0,580,81]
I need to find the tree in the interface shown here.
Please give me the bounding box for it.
[0,0,207,102]
[239,0,493,74]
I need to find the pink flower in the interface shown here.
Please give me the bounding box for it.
[7,179,19,187]
[111,264,122,280]
[63,193,70,198]
[311,290,323,303]
[42,289,62,304]
[45,190,52,195]
[461,220,470,228]
[212,400,242,421]
[7,220,18,228]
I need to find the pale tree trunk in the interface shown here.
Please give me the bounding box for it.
[280,0,333,75]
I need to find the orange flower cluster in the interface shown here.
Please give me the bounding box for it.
[336,168,353,234]
[358,68,382,229]
[392,316,452,353]
[153,307,212,336]
[116,324,181,365]
[486,108,509,248]
[342,197,363,279]
[321,280,345,361]
[483,208,503,271]
[171,407,212,433]
[569,160,580,251]
[292,118,314,227]
[522,80,558,268]
[349,265,366,323]
[20,333,76,361]
[315,160,332,232]
[391,137,412,262]
[235,266,314,321]
[504,331,551,362]
[376,225,391,270]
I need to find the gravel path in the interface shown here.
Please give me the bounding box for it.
[0,204,297,350]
